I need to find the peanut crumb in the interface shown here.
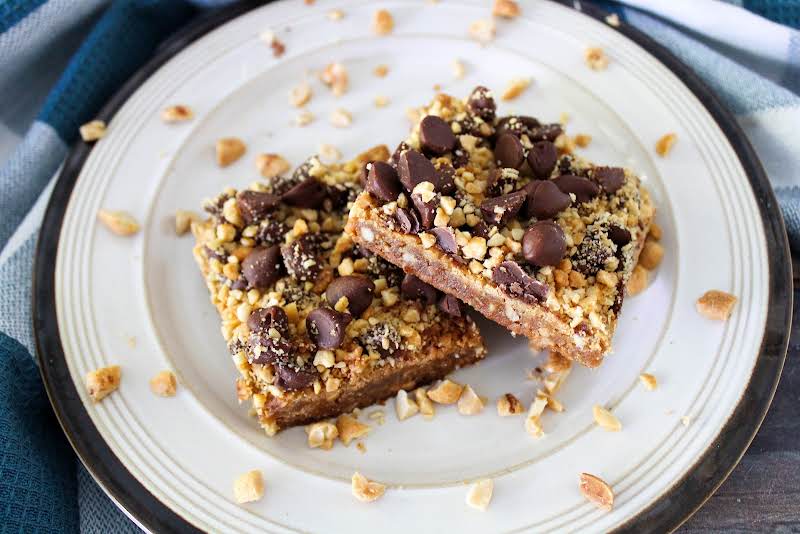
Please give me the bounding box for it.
[395,389,420,420]
[351,472,385,502]
[149,370,177,397]
[79,120,106,142]
[336,414,371,445]
[501,77,531,101]
[655,133,677,157]
[327,9,344,21]
[639,373,658,390]
[175,209,200,235]
[584,47,609,71]
[374,95,390,108]
[373,64,389,78]
[492,0,520,18]
[85,365,121,402]
[414,387,435,418]
[330,108,353,128]
[497,393,524,416]
[233,470,264,504]
[649,222,663,240]
[579,473,614,511]
[559,111,571,124]
[216,137,246,167]
[574,133,592,147]
[256,153,290,178]
[294,110,314,127]
[638,240,664,270]
[321,62,349,96]
[318,143,342,163]
[427,379,464,404]
[605,13,620,27]
[468,19,496,44]
[356,442,366,453]
[626,265,649,296]
[372,9,394,35]
[457,385,484,415]
[465,478,494,511]
[696,290,737,320]
[592,405,622,431]
[681,415,691,426]
[97,209,139,236]
[289,81,312,107]
[367,409,386,425]
[452,59,466,79]
[306,421,338,449]
[161,105,194,123]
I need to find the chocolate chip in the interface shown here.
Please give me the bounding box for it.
[390,142,410,168]
[359,323,400,356]
[249,334,293,365]
[495,115,541,138]
[401,274,438,305]
[282,177,327,208]
[236,191,280,225]
[480,190,526,226]
[467,86,496,121]
[553,174,600,203]
[281,234,322,282]
[257,219,287,246]
[395,207,421,234]
[438,294,464,317]
[430,226,458,254]
[608,225,631,246]
[411,193,438,230]
[366,161,402,203]
[231,278,248,291]
[241,246,283,289]
[495,133,525,169]
[471,220,491,239]
[435,163,457,195]
[420,115,457,155]
[529,123,563,142]
[487,168,519,197]
[397,149,438,191]
[306,307,351,349]
[527,141,558,178]
[492,260,548,302]
[326,275,375,317]
[522,221,567,267]
[593,166,625,194]
[451,143,470,168]
[204,245,225,263]
[275,364,317,390]
[525,180,571,219]
[247,305,289,335]
[325,183,356,210]
[359,162,370,186]
[572,231,613,276]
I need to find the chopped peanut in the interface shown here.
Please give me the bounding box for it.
[216,137,246,167]
[321,62,349,96]
[427,379,464,404]
[289,81,312,107]
[457,385,484,415]
[655,133,677,157]
[638,240,664,270]
[492,0,520,18]
[592,405,622,431]
[336,414,371,445]
[306,421,338,449]
[584,47,609,70]
[351,472,385,502]
[85,365,121,402]
[465,478,494,511]
[372,9,394,35]
[175,210,200,236]
[468,19,496,44]
[79,120,106,141]
[627,265,649,296]
[97,210,139,236]
[256,153,290,178]
[639,373,658,391]
[395,389,419,420]
[233,470,264,504]
[579,473,614,511]
[161,105,193,123]
[501,78,531,101]
[149,370,177,397]
[696,290,737,320]
[497,393,524,416]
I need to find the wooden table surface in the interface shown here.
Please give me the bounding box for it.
[681,261,799,532]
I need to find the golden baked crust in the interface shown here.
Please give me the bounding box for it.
[192,147,485,433]
[345,90,654,367]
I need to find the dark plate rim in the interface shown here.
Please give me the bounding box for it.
[32,1,792,533]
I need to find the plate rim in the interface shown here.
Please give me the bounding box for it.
[31,1,792,533]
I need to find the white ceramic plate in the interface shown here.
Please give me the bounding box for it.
[34,1,791,532]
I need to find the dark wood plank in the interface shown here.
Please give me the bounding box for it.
[680,275,800,532]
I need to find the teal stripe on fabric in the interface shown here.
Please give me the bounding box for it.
[0,0,48,34]
[743,0,800,28]
[38,0,195,142]
[0,332,78,532]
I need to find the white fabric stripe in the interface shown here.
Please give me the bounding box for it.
[736,106,800,191]
[618,0,796,63]
[0,171,57,266]
[0,121,21,167]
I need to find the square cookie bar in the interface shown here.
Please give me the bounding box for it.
[345,88,654,367]
[192,146,486,434]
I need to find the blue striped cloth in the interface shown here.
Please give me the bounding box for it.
[0,1,797,532]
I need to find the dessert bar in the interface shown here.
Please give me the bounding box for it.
[346,88,654,367]
[192,146,486,434]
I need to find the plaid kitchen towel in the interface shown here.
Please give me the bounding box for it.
[0,0,798,532]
